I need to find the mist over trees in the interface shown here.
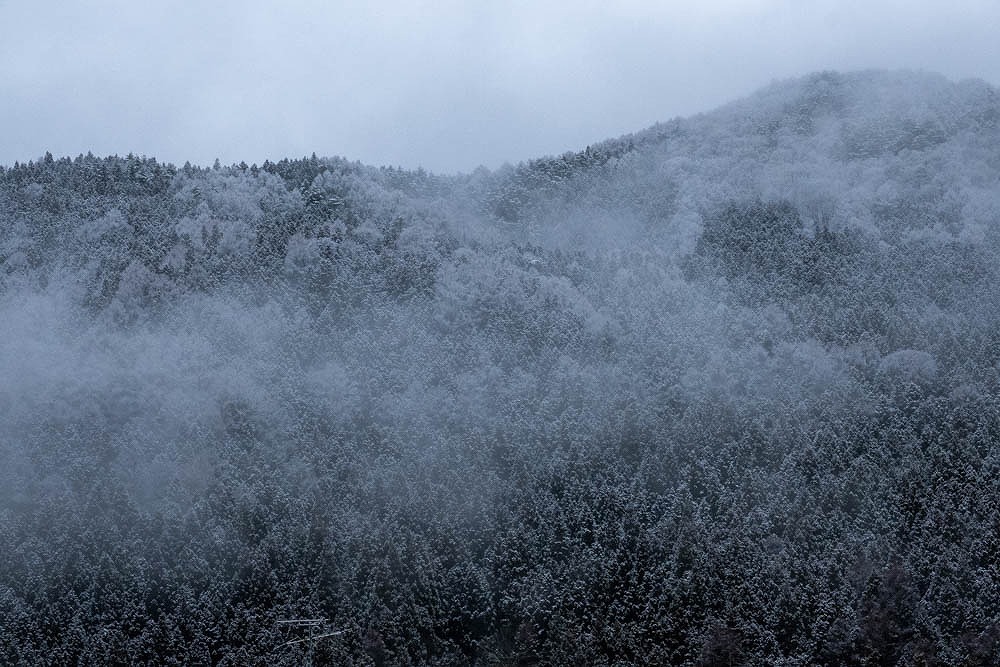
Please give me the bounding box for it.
[2,70,1000,664]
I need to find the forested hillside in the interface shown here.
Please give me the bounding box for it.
[3,70,1000,665]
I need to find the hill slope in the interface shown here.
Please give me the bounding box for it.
[2,70,1000,665]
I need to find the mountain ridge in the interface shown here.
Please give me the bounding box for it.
[8,69,998,173]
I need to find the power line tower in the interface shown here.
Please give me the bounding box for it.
[276,618,345,666]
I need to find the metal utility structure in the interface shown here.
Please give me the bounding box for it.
[276,618,345,666]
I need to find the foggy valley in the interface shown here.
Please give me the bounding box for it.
[2,70,1000,664]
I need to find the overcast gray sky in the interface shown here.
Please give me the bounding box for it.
[1,0,998,173]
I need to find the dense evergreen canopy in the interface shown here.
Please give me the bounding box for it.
[2,70,1000,664]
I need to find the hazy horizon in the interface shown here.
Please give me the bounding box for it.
[2,1,999,173]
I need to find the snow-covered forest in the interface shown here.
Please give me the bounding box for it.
[2,70,1000,664]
